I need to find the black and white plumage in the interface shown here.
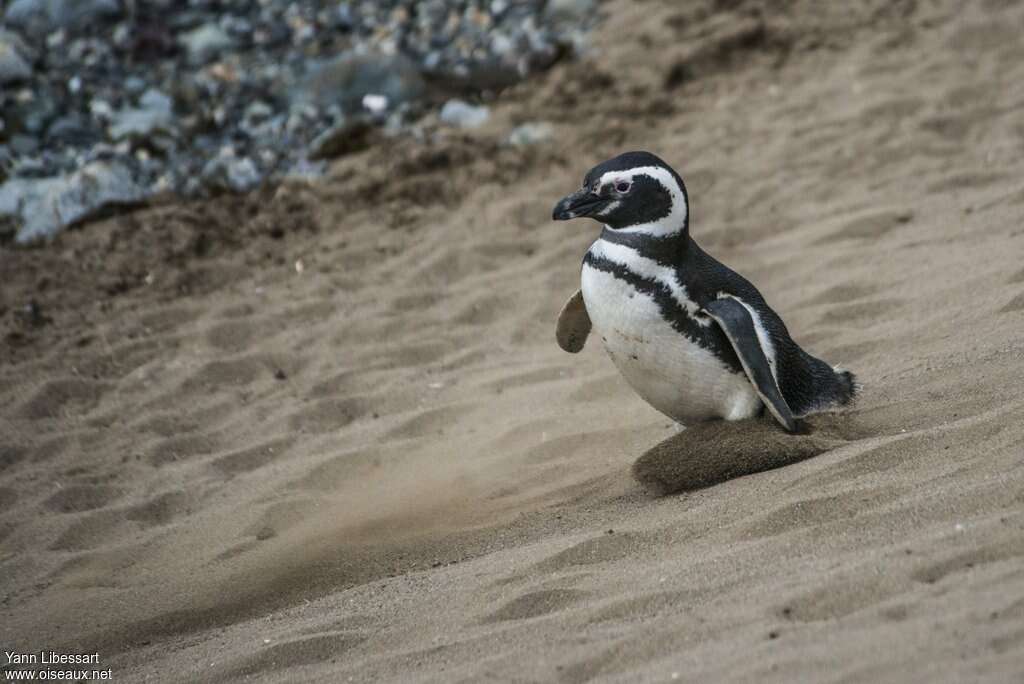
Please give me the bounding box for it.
[552,151,857,432]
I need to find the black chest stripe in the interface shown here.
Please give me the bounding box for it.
[582,252,743,375]
[598,228,682,267]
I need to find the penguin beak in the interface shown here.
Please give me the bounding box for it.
[553,189,606,221]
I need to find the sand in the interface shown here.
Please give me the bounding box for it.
[3,0,1024,681]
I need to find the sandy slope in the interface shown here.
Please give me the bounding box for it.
[3,0,1024,681]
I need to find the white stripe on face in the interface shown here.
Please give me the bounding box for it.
[596,165,688,236]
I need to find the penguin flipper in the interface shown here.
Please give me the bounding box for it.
[556,289,591,353]
[703,298,797,432]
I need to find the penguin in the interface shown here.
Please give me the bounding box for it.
[552,151,857,432]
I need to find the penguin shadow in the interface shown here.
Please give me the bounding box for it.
[632,414,865,496]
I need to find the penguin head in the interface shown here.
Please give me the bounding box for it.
[552,151,689,236]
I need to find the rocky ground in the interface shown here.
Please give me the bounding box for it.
[0,0,592,242]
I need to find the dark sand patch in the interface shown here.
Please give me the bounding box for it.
[632,415,857,496]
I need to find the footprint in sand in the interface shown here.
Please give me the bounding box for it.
[210,438,295,478]
[533,533,647,573]
[18,378,111,420]
[137,305,203,333]
[181,354,290,390]
[386,404,468,440]
[43,484,123,514]
[205,319,272,353]
[49,510,128,552]
[223,633,366,679]
[148,434,221,467]
[288,397,368,434]
[483,589,588,623]
[124,490,193,527]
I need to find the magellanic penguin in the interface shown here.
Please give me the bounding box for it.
[552,151,857,432]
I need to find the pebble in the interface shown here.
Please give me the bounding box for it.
[179,23,236,65]
[439,99,490,129]
[201,150,262,194]
[507,121,554,147]
[108,89,174,141]
[0,31,33,84]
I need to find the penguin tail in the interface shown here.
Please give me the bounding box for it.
[832,366,859,405]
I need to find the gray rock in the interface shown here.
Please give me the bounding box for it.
[201,151,262,193]
[123,76,147,95]
[179,23,236,65]
[20,91,59,135]
[9,154,47,177]
[108,88,174,141]
[507,122,554,147]
[0,28,36,62]
[544,0,597,25]
[0,160,147,243]
[4,0,121,34]
[47,113,99,146]
[226,158,260,192]
[0,31,33,84]
[243,101,273,126]
[294,50,425,114]
[9,134,38,156]
[439,100,490,129]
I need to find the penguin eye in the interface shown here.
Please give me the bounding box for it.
[615,181,632,193]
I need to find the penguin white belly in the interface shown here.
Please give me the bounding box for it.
[580,265,761,424]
